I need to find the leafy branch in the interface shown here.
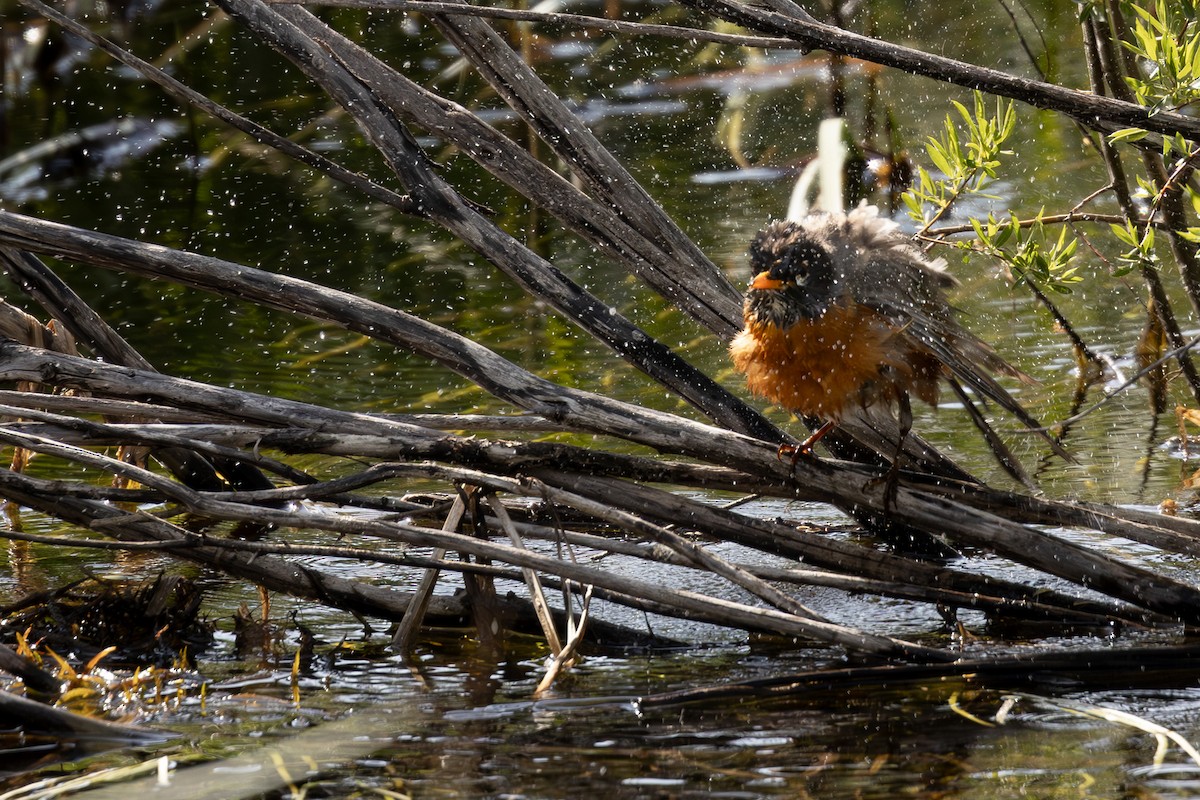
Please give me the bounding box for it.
[970,213,1082,293]
[903,92,1016,235]
[1112,217,1157,275]
[1120,0,1200,115]
[1107,0,1200,149]
[904,93,1082,294]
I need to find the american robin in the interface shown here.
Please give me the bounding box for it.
[729,205,1066,481]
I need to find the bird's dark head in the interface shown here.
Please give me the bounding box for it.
[743,221,837,329]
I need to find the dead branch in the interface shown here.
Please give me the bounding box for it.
[677,0,1200,140]
[0,335,1195,624]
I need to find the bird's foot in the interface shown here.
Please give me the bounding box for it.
[776,441,815,465]
[864,461,902,515]
[777,419,838,468]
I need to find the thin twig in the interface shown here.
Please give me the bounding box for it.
[391,493,466,652]
[1041,333,1200,430]
[486,494,563,654]
[267,0,805,49]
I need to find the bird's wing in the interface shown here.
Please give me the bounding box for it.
[844,243,1030,412]
[871,295,1073,463]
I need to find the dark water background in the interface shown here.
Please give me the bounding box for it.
[4,0,1200,796]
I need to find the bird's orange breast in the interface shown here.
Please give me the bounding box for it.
[729,299,939,419]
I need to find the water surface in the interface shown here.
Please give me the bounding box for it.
[3,0,1199,796]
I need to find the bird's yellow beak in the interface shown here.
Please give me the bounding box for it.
[750,271,784,290]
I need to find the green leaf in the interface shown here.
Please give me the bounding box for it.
[1140,227,1156,250]
[993,222,1013,248]
[951,100,972,129]
[1110,222,1137,246]
[1108,127,1150,143]
[927,142,954,177]
[902,192,923,219]
[970,217,987,242]
[1179,229,1200,244]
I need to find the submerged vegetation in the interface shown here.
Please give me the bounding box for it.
[3,0,1200,794]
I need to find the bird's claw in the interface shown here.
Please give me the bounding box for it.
[776,419,838,469]
[864,462,902,515]
[776,442,814,465]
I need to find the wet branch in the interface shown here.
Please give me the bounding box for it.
[678,0,1200,140]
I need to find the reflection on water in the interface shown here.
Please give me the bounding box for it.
[37,631,1198,798]
[4,0,1200,796]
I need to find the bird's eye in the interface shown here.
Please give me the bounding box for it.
[792,262,809,285]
